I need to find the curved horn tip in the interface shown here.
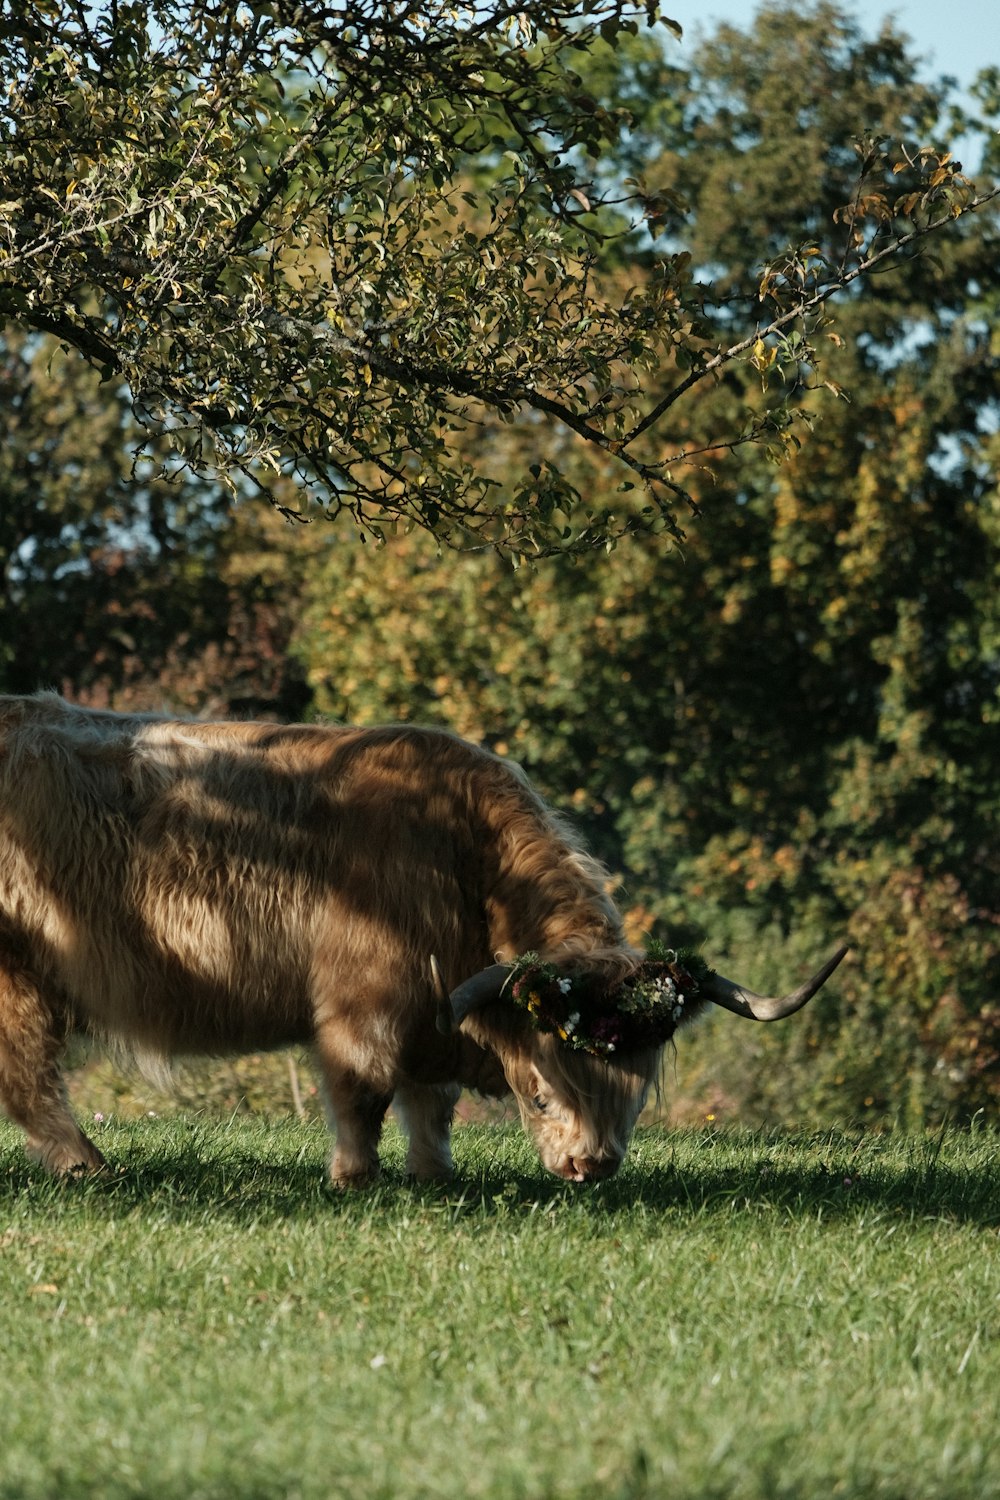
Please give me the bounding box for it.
[778,941,851,1014]
[814,944,850,985]
[706,943,850,1023]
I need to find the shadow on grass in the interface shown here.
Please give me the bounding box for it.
[1,1120,999,1227]
[445,1124,1000,1229]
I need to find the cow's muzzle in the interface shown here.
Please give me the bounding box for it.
[557,1153,621,1184]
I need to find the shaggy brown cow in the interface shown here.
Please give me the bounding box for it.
[0,693,846,1185]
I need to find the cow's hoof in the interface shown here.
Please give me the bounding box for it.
[329,1157,380,1190]
[27,1136,106,1176]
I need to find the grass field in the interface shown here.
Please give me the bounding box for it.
[2,1115,999,1500]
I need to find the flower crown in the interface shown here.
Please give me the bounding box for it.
[505,942,714,1058]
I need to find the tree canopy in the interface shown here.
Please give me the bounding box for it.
[1,0,996,554]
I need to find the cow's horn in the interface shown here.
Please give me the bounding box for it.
[430,955,455,1036]
[430,959,511,1034]
[701,945,849,1022]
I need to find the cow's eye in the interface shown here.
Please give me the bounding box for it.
[531,1094,548,1114]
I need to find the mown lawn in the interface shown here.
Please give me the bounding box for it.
[1,1116,998,1500]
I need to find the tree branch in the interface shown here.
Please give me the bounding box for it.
[623,185,1000,448]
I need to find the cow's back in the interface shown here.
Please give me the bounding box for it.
[0,699,511,1053]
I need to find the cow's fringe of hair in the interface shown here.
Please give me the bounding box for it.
[525,1032,660,1165]
[533,1030,661,1107]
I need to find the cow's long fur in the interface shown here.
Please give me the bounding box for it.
[0,693,669,1185]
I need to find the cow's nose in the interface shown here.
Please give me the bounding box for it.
[567,1154,619,1183]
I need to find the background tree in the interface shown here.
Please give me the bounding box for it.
[0,328,309,712]
[0,0,993,555]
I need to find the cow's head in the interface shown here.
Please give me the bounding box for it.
[433,946,847,1183]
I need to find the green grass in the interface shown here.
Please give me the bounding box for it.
[2,1116,999,1500]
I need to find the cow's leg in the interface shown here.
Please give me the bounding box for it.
[393,1081,460,1181]
[320,1071,392,1188]
[0,962,104,1174]
[313,1028,393,1187]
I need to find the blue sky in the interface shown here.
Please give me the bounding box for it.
[666,1,998,91]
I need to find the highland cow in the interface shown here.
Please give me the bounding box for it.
[0,694,846,1185]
